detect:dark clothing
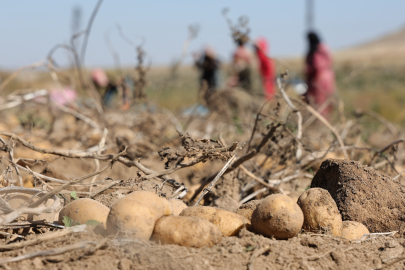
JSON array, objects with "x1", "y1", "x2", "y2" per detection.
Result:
[
  {"x1": 196, "y1": 54, "x2": 220, "y2": 93},
  {"x1": 238, "y1": 67, "x2": 252, "y2": 93}
]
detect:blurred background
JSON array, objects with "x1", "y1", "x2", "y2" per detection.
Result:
[{"x1": 1, "y1": 0, "x2": 405, "y2": 123}]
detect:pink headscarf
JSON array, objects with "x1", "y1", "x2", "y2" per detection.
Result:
[{"x1": 91, "y1": 69, "x2": 109, "y2": 87}]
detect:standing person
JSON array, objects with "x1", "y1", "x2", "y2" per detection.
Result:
[
  {"x1": 195, "y1": 46, "x2": 220, "y2": 102},
  {"x1": 231, "y1": 37, "x2": 252, "y2": 92},
  {"x1": 304, "y1": 32, "x2": 335, "y2": 117},
  {"x1": 254, "y1": 37, "x2": 275, "y2": 100}
]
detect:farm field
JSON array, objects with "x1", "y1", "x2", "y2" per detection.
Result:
[{"x1": 1, "y1": 10, "x2": 405, "y2": 270}]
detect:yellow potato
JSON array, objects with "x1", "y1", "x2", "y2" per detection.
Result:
[
  {"x1": 342, "y1": 221, "x2": 370, "y2": 240},
  {"x1": 152, "y1": 216, "x2": 222, "y2": 247},
  {"x1": 168, "y1": 199, "x2": 187, "y2": 216},
  {"x1": 180, "y1": 206, "x2": 249, "y2": 236},
  {"x1": 251, "y1": 194, "x2": 304, "y2": 239},
  {"x1": 58, "y1": 198, "x2": 110, "y2": 228},
  {"x1": 297, "y1": 188, "x2": 342, "y2": 237},
  {"x1": 106, "y1": 191, "x2": 172, "y2": 240},
  {"x1": 236, "y1": 199, "x2": 261, "y2": 223}
]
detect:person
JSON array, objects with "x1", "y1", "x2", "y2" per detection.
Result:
[
  {"x1": 91, "y1": 68, "x2": 117, "y2": 107},
  {"x1": 254, "y1": 37, "x2": 275, "y2": 100},
  {"x1": 304, "y1": 32, "x2": 335, "y2": 117},
  {"x1": 194, "y1": 46, "x2": 220, "y2": 101},
  {"x1": 231, "y1": 37, "x2": 252, "y2": 92}
]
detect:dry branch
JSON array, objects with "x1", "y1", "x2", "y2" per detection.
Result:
[
  {"x1": 0, "y1": 240, "x2": 104, "y2": 265},
  {"x1": 189, "y1": 123, "x2": 281, "y2": 203},
  {"x1": 0, "y1": 224, "x2": 88, "y2": 251}
]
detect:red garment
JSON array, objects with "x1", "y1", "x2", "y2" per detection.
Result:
[
  {"x1": 255, "y1": 37, "x2": 275, "y2": 99},
  {"x1": 305, "y1": 43, "x2": 335, "y2": 116}
]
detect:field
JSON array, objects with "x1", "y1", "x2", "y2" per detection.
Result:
[{"x1": 1, "y1": 25, "x2": 405, "y2": 270}]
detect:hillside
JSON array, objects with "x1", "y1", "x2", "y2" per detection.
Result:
[{"x1": 334, "y1": 27, "x2": 405, "y2": 65}]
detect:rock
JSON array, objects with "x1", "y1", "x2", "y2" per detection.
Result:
[{"x1": 311, "y1": 159, "x2": 405, "y2": 233}]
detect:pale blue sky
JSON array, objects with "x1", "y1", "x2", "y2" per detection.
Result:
[{"x1": 1, "y1": 1, "x2": 404, "y2": 69}]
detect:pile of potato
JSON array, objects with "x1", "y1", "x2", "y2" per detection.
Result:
[{"x1": 58, "y1": 187, "x2": 370, "y2": 248}]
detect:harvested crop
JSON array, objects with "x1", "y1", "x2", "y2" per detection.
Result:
[
  {"x1": 180, "y1": 206, "x2": 249, "y2": 236},
  {"x1": 58, "y1": 198, "x2": 110, "y2": 227},
  {"x1": 251, "y1": 194, "x2": 303, "y2": 239},
  {"x1": 297, "y1": 188, "x2": 342, "y2": 237},
  {"x1": 152, "y1": 215, "x2": 222, "y2": 247},
  {"x1": 236, "y1": 199, "x2": 261, "y2": 223},
  {"x1": 342, "y1": 221, "x2": 369, "y2": 240},
  {"x1": 106, "y1": 191, "x2": 172, "y2": 240},
  {"x1": 169, "y1": 199, "x2": 187, "y2": 216}
]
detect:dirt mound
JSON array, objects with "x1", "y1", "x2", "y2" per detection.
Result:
[{"x1": 311, "y1": 159, "x2": 405, "y2": 233}]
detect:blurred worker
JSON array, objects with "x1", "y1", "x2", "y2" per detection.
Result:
[
  {"x1": 91, "y1": 68, "x2": 117, "y2": 107},
  {"x1": 231, "y1": 37, "x2": 252, "y2": 92},
  {"x1": 194, "y1": 46, "x2": 220, "y2": 101},
  {"x1": 254, "y1": 37, "x2": 275, "y2": 100},
  {"x1": 304, "y1": 32, "x2": 335, "y2": 117}
]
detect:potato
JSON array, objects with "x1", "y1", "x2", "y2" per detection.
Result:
[
  {"x1": 58, "y1": 198, "x2": 110, "y2": 227},
  {"x1": 106, "y1": 191, "x2": 172, "y2": 240},
  {"x1": 342, "y1": 221, "x2": 369, "y2": 240},
  {"x1": 297, "y1": 188, "x2": 342, "y2": 237},
  {"x1": 169, "y1": 199, "x2": 187, "y2": 216},
  {"x1": 180, "y1": 206, "x2": 249, "y2": 236},
  {"x1": 251, "y1": 194, "x2": 304, "y2": 239},
  {"x1": 236, "y1": 199, "x2": 261, "y2": 223},
  {"x1": 152, "y1": 216, "x2": 222, "y2": 247}
]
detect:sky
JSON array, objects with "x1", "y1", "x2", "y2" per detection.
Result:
[{"x1": 1, "y1": 1, "x2": 405, "y2": 70}]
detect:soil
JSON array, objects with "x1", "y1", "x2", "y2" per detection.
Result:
[
  {"x1": 311, "y1": 159, "x2": 405, "y2": 234},
  {"x1": 2, "y1": 226, "x2": 405, "y2": 270}
]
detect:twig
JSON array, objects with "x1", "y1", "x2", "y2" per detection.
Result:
[
  {"x1": 0, "y1": 196, "x2": 61, "y2": 225},
  {"x1": 89, "y1": 128, "x2": 108, "y2": 194},
  {"x1": 189, "y1": 123, "x2": 281, "y2": 203},
  {"x1": 0, "y1": 240, "x2": 102, "y2": 265},
  {"x1": 240, "y1": 187, "x2": 267, "y2": 205},
  {"x1": 0, "y1": 61, "x2": 45, "y2": 93},
  {"x1": 193, "y1": 155, "x2": 236, "y2": 206},
  {"x1": 0, "y1": 224, "x2": 88, "y2": 251},
  {"x1": 54, "y1": 104, "x2": 101, "y2": 130},
  {"x1": 90, "y1": 180, "x2": 119, "y2": 198},
  {"x1": 28, "y1": 152, "x2": 123, "y2": 208},
  {"x1": 302, "y1": 102, "x2": 349, "y2": 160},
  {"x1": 0, "y1": 231, "x2": 24, "y2": 239},
  {"x1": 370, "y1": 139, "x2": 404, "y2": 164},
  {"x1": 80, "y1": 0, "x2": 103, "y2": 64},
  {"x1": 239, "y1": 164, "x2": 279, "y2": 191},
  {"x1": 393, "y1": 169, "x2": 405, "y2": 181},
  {"x1": 6, "y1": 139, "x2": 23, "y2": 187}
]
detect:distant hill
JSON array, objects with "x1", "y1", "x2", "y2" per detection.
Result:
[{"x1": 334, "y1": 27, "x2": 405, "y2": 65}]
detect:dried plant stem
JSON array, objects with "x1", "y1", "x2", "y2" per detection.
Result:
[
  {"x1": 239, "y1": 164, "x2": 279, "y2": 191},
  {"x1": 0, "y1": 224, "x2": 88, "y2": 251},
  {"x1": 28, "y1": 154, "x2": 122, "y2": 208},
  {"x1": 6, "y1": 139, "x2": 23, "y2": 187},
  {"x1": 194, "y1": 155, "x2": 236, "y2": 206},
  {"x1": 303, "y1": 103, "x2": 349, "y2": 160},
  {"x1": 0, "y1": 197, "x2": 61, "y2": 225},
  {"x1": 276, "y1": 77, "x2": 303, "y2": 160},
  {"x1": 55, "y1": 104, "x2": 101, "y2": 130},
  {"x1": 189, "y1": 123, "x2": 280, "y2": 203},
  {"x1": 90, "y1": 180, "x2": 119, "y2": 198},
  {"x1": 0, "y1": 61, "x2": 45, "y2": 93},
  {"x1": 0, "y1": 240, "x2": 103, "y2": 265},
  {"x1": 89, "y1": 128, "x2": 108, "y2": 193}
]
